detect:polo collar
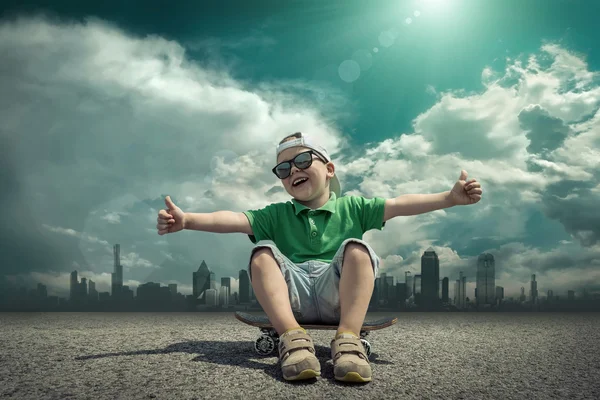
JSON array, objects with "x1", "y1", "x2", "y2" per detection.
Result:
[{"x1": 292, "y1": 191, "x2": 337, "y2": 215}]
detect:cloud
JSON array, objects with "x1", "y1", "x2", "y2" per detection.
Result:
[
  {"x1": 338, "y1": 44, "x2": 600, "y2": 298},
  {"x1": 0, "y1": 15, "x2": 347, "y2": 290},
  {"x1": 0, "y1": 15, "x2": 598, "y2": 302}
]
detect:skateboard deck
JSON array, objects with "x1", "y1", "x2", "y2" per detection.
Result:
[
  {"x1": 235, "y1": 311, "x2": 397, "y2": 331},
  {"x1": 235, "y1": 311, "x2": 397, "y2": 357}
]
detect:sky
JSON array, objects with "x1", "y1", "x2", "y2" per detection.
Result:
[{"x1": 0, "y1": 0, "x2": 599, "y2": 301}]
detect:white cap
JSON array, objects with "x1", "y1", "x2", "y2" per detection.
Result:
[{"x1": 276, "y1": 134, "x2": 341, "y2": 197}]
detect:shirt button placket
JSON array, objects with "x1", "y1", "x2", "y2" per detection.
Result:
[{"x1": 308, "y1": 212, "x2": 318, "y2": 241}]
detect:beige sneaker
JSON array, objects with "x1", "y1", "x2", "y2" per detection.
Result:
[
  {"x1": 331, "y1": 332, "x2": 372, "y2": 382},
  {"x1": 277, "y1": 328, "x2": 321, "y2": 381}
]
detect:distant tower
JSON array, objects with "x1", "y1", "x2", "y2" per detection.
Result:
[
  {"x1": 88, "y1": 280, "x2": 98, "y2": 301},
  {"x1": 421, "y1": 247, "x2": 440, "y2": 309},
  {"x1": 168, "y1": 284, "x2": 177, "y2": 295},
  {"x1": 454, "y1": 271, "x2": 467, "y2": 308},
  {"x1": 405, "y1": 271, "x2": 413, "y2": 298},
  {"x1": 70, "y1": 270, "x2": 78, "y2": 302},
  {"x1": 239, "y1": 270, "x2": 250, "y2": 303},
  {"x1": 476, "y1": 253, "x2": 495, "y2": 307},
  {"x1": 205, "y1": 289, "x2": 218, "y2": 306},
  {"x1": 530, "y1": 274, "x2": 538, "y2": 304},
  {"x1": 112, "y1": 244, "x2": 123, "y2": 299},
  {"x1": 221, "y1": 277, "x2": 231, "y2": 292},
  {"x1": 209, "y1": 272, "x2": 216, "y2": 290},
  {"x1": 221, "y1": 277, "x2": 232, "y2": 304},
  {"x1": 442, "y1": 277, "x2": 449, "y2": 303},
  {"x1": 80, "y1": 277, "x2": 88, "y2": 296},
  {"x1": 193, "y1": 261, "x2": 211, "y2": 303}
]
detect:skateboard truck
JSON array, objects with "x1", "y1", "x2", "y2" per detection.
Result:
[{"x1": 235, "y1": 311, "x2": 396, "y2": 359}]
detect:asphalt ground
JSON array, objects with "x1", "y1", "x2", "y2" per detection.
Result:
[{"x1": 1, "y1": 311, "x2": 598, "y2": 399}]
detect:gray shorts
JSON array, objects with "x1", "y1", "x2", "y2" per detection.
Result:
[{"x1": 247, "y1": 238, "x2": 380, "y2": 325}]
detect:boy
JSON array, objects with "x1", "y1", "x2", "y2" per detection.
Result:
[{"x1": 156, "y1": 132, "x2": 483, "y2": 383}]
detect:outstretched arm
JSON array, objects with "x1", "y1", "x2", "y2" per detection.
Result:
[
  {"x1": 383, "y1": 170, "x2": 482, "y2": 222},
  {"x1": 384, "y1": 192, "x2": 453, "y2": 222}
]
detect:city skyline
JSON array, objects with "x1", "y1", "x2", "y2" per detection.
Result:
[
  {"x1": 1, "y1": 0, "x2": 599, "y2": 308},
  {"x1": 2, "y1": 242, "x2": 598, "y2": 312}
]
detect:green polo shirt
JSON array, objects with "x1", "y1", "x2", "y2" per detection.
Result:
[{"x1": 242, "y1": 192, "x2": 386, "y2": 263}]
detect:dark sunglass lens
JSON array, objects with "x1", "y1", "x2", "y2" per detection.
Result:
[
  {"x1": 294, "y1": 152, "x2": 312, "y2": 168},
  {"x1": 275, "y1": 163, "x2": 291, "y2": 178}
]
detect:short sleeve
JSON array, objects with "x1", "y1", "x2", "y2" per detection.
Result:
[
  {"x1": 353, "y1": 196, "x2": 386, "y2": 232},
  {"x1": 242, "y1": 203, "x2": 278, "y2": 243}
]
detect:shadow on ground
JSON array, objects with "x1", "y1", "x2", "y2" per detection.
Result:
[{"x1": 75, "y1": 340, "x2": 394, "y2": 383}]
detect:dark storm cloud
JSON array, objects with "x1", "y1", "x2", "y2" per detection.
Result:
[
  {"x1": 541, "y1": 180, "x2": 600, "y2": 247},
  {"x1": 519, "y1": 104, "x2": 570, "y2": 156}
]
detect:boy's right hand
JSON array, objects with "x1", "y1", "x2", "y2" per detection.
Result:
[{"x1": 157, "y1": 196, "x2": 186, "y2": 235}]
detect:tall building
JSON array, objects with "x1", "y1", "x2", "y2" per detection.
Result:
[
  {"x1": 70, "y1": 270, "x2": 78, "y2": 302},
  {"x1": 37, "y1": 283, "x2": 47, "y2": 298},
  {"x1": 88, "y1": 280, "x2": 98, "y2": 302},
  {"x1": 442, "y1": 277, "x2": 449, "y2": 303},
  {"x1": 454, "y1": 271, "x2": 466, "y2": 309},
  {"x1": 379, "y1": 273, "x2": 394, "y2": 305},
  {"x1": 495, "y1": 286, "x2": 504, "y2": 305},
  {"x1": 239, "y1": 270, "x2": 250, "y2": 303},
  {"x1": 405, "y1": 271, "x2": 413, "y2": 298},
  {"x1": 219, "y1": 285, "x2": 230, "y2": 306},
  {"x1": 205, "y1": 289, "x2": 218, "y2": 306},
  {"x1": 168, "y1": 284, "x2": 177, "y2": 295},
  {"x1": 80, "y1": 278, "x2": 88, "y2": 296},
  {"x1": 221, "y1": 277, "x2": 231, "y2": 292},
  {"x1": 112, "y1": 244, "x2": 123, "y2": 299},
  {"x1": 530, "y1": 274, "x2": 538, "y2": 304},
  {"x1": 476, "y1": 253, "x2": 496, "y2": 307},
  {"x1": 193, "y1": 261, "x2": 211, "y2": 303},
  {"x1": 385, "y1": 275, "x2": 394, "y2": 305},
  {"x1": 421, "y1": 247, "x2": 440, "y2": 309},
  {"x1": 413, "y1": 274, "x2": 421, "y2": 295}
]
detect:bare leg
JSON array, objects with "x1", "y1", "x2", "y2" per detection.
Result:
[
  {"x1": 250, "y1": 248, "x2": 301, "y2": 336},
  {"x1": 336, "y1": 243, "x2": 375, "y2": 337}
]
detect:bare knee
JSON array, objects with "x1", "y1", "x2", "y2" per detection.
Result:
[
  {"x1": 343, "y1": 242, "x2": 371, "y2": 265},
  {"x1": 250, "y1": 248, "x2": 277, "y2": 275}
]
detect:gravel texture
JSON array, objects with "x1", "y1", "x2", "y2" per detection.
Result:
[{"x1": 1, "y1": 312, "x2": 599, "y2": 399}]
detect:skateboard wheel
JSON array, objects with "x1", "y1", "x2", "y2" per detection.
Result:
[
  {"x1": 254, "y1": 335, "x2": 277, "y2": 355},
  {"x1": 360, "y1": 339, "x2": 371, "y2": 357}
]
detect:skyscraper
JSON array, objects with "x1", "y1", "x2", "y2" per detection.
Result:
[
  {"x1": 193, "y1": 261, "x2": 211, "y2": 303},
  {"x1": 421, "y1": 247, "x2": 440, "y2": 309},
  {"x1": 70, "y1": 270, "x2": 78, "y2": 302},
  {"x1": 476, "y1": 253, "x2": 496, "y2": 307},
  {"x1": 442, "y1": 277, "x2": 449, "y2": 304},
  {"x1": 221, "y1": 277, "x2": 232, "y2": 303},
  {"x1": 405, "y1": 271, "x2": 413, "y2": 298},
  {"x1": 221, "y1": 277, "x2": 231, "y2": 292},
  {"x1": 454, "y1": 271, "x2": 466, "y2": 309},
  {"x1": 112, "y1": 244, "x2": 123, "y2": 299},
  {"x1": 239, "y1": 269, "x2": 250, "y2": 303},
  {"x1": 530, "y1": 274, "x2": 538, "y2": 304}
]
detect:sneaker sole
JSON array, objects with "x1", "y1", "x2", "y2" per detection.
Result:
[
  {"x1": 284, "y1": 369, "x2": 321, "y2": 381},
  {"x1": 335, "y1": 372, "x2": 372, "y2": 383}
]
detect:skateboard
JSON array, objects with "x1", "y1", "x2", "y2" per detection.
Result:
[{"x1": 234, "y1": 311, "x2": 397, "y2": 358}]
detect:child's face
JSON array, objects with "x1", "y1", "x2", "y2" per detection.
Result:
[{"x1": 276, "y1": 146, "x2": 335, "y2": 201}]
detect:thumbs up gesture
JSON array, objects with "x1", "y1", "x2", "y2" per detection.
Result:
[
  {"x1": 157, "y1": 196, "x2": 186, "y2": 235},
  {"x1": 449, "y1": 170, "x2": 483, "y2": 206}
]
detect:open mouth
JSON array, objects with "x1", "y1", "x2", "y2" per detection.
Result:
[{"x1": 292, "y1": 177, "x2": 309, "y2": 187}]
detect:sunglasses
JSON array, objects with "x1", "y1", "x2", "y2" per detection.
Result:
[{"x1": 272, "y1": 150, "x2": 326, "y2": 179}]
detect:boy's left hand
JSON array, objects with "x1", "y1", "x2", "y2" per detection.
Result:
[{"x1": 449, "y1": 170, "x2": 483, "y2": 206}]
